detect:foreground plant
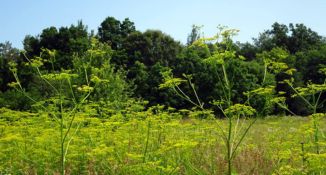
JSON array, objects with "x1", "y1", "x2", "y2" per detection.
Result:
[
  {"x1": 8, "y1": 39, "x2": 121, "y2": 175},
  {"x1": 160, "y1": 26, "x2": 275, "y2": 175},
  {"x1": 257, "y1": 48, "x2": 326, "y2": 173}
]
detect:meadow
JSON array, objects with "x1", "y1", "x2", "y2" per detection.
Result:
[
  {"x1": 1, "y1": 107, "x2": 325, "y2": 175},
  {"x1": 1, "y1": 17, "x2": 326, "y2": 175}
]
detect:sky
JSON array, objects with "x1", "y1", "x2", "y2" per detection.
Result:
[{"x1": 1, "y1": 0, "x2": 326, "y2": 49}]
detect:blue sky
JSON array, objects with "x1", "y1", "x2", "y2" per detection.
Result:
[{"x1": 1, "y1": 0, "x2": 326, "y2": 49}]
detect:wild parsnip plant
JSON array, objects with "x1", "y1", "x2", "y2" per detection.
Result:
[
  {"x1": 7, "y1": 38, "x2": 126, "y2": 175},
  {"x1": 160, "y1": 26, "x2": 278, "y2": 175},
  {"x1": 9, "y1": 49, "x2": 93, "y2": 175},
  {"x1": 256, "y1": 47, "x2": 326, "y2": 174},
  {"x1": 282, "y1": 70, "x2": 326, "y2": 174}
]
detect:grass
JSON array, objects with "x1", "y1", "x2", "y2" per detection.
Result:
[{"x1": 0, "y1": 109, "x2": 325, "y2": 174}]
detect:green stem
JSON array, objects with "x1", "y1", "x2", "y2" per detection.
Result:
[
  {"x1": 314, "y1": 79, "x2": 325, "y2": 112},
  {"x1": 313, "y1": 118, "x2": 320, "y2": 154},
  {"x1": 143, "y1": 120, "x2": 151, "y2": 163},
  {"x1": 60, "y1": 94, "x2": 64, "y2": 175},
  {"x1": 174, "y1": 85, "x2": 203, "y2": 110},
  {"x1": 276, "y1": 102, "x2": 296, "y2": 116},
  {"x1": 222, "y1": 64, "x2": 231, "y2": 107},
  {"x1": 263, "y1": 63, "x2": 267, "y2": 84},
  {"x1": 64, "y1": 122, "x2": 81, "y2": 160},
  {"x1": 187, "y1": 77, "x2": 203, "y2": 109},
  {"x1": 288, "y1": 83, "x2": 314, "y2": 109},
  {"x1": 216, "y1": 67, "x2": 228, "y2": 102},
  {"x1": 231, "y1": 118, "x2": 257, "y2": 160},
  {"x1": 227, "y1": 116, "x2": 232, "y2": 175}
]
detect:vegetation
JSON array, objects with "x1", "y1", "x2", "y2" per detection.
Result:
[
  {"x1": 1, "y1": 110, "x2": 325, "y2": 174},
  {"x1": 0, "y1": 16, "x2": 325, "y2": 174}
]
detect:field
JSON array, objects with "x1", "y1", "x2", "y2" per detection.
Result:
[
  {"x1": 1, "y1": 14, "x2": 326, "y2": 175},
  {"x1": 1, "y1": 108, "x2": 325, "y2": 175}
]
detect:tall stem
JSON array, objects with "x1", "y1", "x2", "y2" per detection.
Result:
[
  {"x1": 227, "y1": 116, "x2": 232, "y2": 175},
  {"x1": 143, "y1": 120, "x2": 151, "y2": 163},
  {"x1": 263, "y1": 64, "x2": 267, "y2": 84},
  {"x1": 222, "y1": 64, "x2": 231, "y2": 107},
  {"x1": 313, "y1": 118, "x2": 320, "y2": 154},
  {"x1": 60, "y1": 94, "x2": 64, "y2": 175}
]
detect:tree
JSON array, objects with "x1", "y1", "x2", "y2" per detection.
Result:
[
  {"x1": 120, "y1": 29, "x2": 182, "y2": 68},
  {"x1": 23, "y1": 35, "x2": 41, "y2": 57},
  {"x1": 288, "y1": 23, "x2": 323, "y2": 53},
  {"x1": 254, "y1": 22, "x2": 323, "y2": 53},
  {"x1": 23, "y1": 21, "x2": 90, "y2": 70},
  {"x1": 236, "y1": 42, "x2": 259, "y2": 61},
  {"x1": 114, "y1": 30, "x2": 183, "y2": 105},
  {"x1": 254, "y1": 22, "x2": 288, "y2": 51},
  {"x1": 0, "y1": 42, "x2": 20, "y2": 91},
  {"x1": 187, "y1": 25, "x2": 203, "y2": 45},
  {"x1": 98, "y1": 16, "x2": 121, "y2": 49},
  {"x1": 294, "y1": 46, "x2": 326, "y2": 84},
  {"x1": 0, "y1": 42, "x2": 36, "y2": 110},
  {"x1": 98, "y1": 17, "x2": 136, "y2": 49},
  {"x1": 121, "y1": 18, "x2": 136, "y2": 38}
]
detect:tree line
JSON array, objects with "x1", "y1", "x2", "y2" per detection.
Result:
[{"x1": 1, "y1": 16, "x2": 325, "y2": 116}]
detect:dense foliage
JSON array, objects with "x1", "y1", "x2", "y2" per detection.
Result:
[{"x1": 1, "y1": 18, "x2": 325, "y2": 115}]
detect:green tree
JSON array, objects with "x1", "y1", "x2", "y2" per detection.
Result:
[
  {"x1": 122, "y1": 30, "x2": 182, "y2": 66},
  {"x1": 23, "y1": 21, "x2": 90, "y2": 70},
  {"x1": 254, "y1": 22, "x2": 323, "y2": 53},
  {"x1": 295, "y1": 46, "x2": 326, "y2": 84},
  {"x1": 288, "y1": 23, "x2": 323, "y2": 53},
  {"x1": 236, "y1": 42, "x2": 259, "y2": 61},
  {"x1": 0, "y1": 42, "x2": 20, "y2": 91},
  {"x1": 115, "y1": 30, "x2": 182, "y2": 105},
  {"x1": 0, "y1": 42, "x2": 36, "y2": 110},
  {"x1": 187, "y1": 25, "x2": 203, "y2": 45},
  {"x1": 121, "y1": 18, "x2": 136, "y2": 38},
  {"x1": 98, "y1": 16, "x2": 136, "y2": 49},
  {"x1": 98, "y1": 16, "x2": 121, "y2": 49},
  {"x1": 254, "y1": 22, "x2": 288, "y2": 51}
]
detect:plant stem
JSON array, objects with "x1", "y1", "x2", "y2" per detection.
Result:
[
  {"x1": 227, "y1": 116, "x2": 232, "y2": 175},
  {"x1": 313, "y1": 118, "x2": 320, "y2": 154},
  {"x1": 143, "y1": 120, "x2": 151, "y2": 163},
  {"x1": 59, "y1": 82, "x2": 65, "y2": 175},
  {"x1": 222, "y1": 64, "x2": 231, "y2": 107}
]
